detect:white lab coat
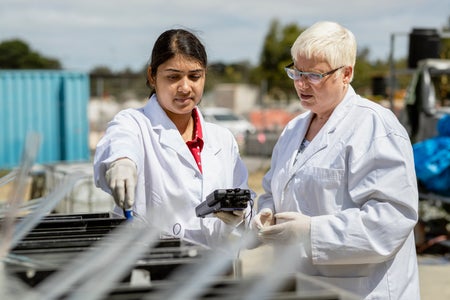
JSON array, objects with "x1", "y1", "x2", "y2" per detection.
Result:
[
  {"x1": 94, "y1": 95, "x2": 252, "y2": 247},
  {"x1": 258, "y1": 86, "x2": 420, "y2": 299}
]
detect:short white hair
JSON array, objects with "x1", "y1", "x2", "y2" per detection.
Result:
[{"x1": 291, "y1": 21, "x2": 357, "y2": 80}]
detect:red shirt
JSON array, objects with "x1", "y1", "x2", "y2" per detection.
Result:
[{"x1": 186, "y1": 108, "x2": 204, "y2": 173}]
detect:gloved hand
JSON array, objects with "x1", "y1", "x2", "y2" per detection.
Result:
[
  {"x1": 105, "y1": 158, "x2": 137, "y2": 209},
  {"x1": 258, "y1": 212, "x2": 311, "y2": 244},
  {"x1": 214, "y1": 210, "x2": 245, "y2": 226},
  {"x1": 251, "y1": 208, "x2": 275, "y2": 231},
  {"x1": 245, "y1": 208, "x2": 275, "y2": 249}
]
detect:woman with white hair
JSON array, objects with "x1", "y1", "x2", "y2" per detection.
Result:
[{"x1": 251, "y1": 21, "x2": 420, "y2": 299}]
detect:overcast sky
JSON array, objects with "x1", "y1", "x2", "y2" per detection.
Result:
[{"x1": 0, "y1": 0, "x2": 448, "y2": 72}]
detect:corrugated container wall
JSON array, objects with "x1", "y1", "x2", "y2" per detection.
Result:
[{"x1": 0, "y1": 71, "x2": 90, "y2": 169}]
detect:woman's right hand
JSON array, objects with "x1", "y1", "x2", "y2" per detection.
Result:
[{"x1": 105, "y1": 158, "x2": 137, "y2": 209}]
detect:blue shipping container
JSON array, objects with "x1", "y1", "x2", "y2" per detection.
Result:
[{"x1": 0, "y1": 70, "x2": 90, "y2": 169}]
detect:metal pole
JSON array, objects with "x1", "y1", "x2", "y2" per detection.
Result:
[
  {"x1": 388, "y1": 33, "x2": 395, "y2": 111},
  {"x1": 388, "y1": 32, "x2": 409, "y2": 112}
]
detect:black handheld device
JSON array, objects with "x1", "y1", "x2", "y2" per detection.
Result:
[{"x1": 195, "y1": 188, "x2": 251, "y2": 218}]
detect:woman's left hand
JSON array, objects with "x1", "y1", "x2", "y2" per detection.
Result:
[{"x1": 214, "y1": 210, "x2": 244, "y2": 226}]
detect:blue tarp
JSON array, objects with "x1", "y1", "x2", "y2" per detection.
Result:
[{"x1": 413, "y1": 115, "x2": 450, "y2": 196}]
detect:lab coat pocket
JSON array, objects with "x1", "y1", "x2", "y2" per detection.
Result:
[
  {"x1": 312, "y1": 275, "x2": 368, "y2": 298},
  {"x1": 301, "y1": 167, "x2": 346, "y2": 211},
  {"x1": 302, "y1": 166, "x2": 344, "y2": 189},
  {"x1": 147, "y1": 191, "x2": 187, "y2": 238}
]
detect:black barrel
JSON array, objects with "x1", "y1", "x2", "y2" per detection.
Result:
[
  {"x1": 372, "y1": 76, "x2": 387, "y2": 97},
  {"x1": 408, "y1": 28, "x2": 441, "y2": 68}
]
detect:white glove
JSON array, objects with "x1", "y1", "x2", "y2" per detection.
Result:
[
  {"x1": 245, "y1": 208, "x2": 275, "y2": 249},
  {"x1": 214, "y1": 210, "x2": 244, "y2": 226},
  {"x1": 105, "y1": 158, "x2": 137, "y2": 209},
  {"x1": 251, "y1": 208, "x2": 275, "y2": 231},
  {"x1": 258, "y1": 212, "x2": 311, "y2": 244}
]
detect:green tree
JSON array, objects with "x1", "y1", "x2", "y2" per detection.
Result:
[
  {"x1": 0, "y1": 39, "x2": 61, "y2": 69},
  {"x1": 90, "y1": 65, "x2": 113, "y2": 75},
  {"x1": 207, "y1": 60, "x2": 253, "y2": 89},
  {"x1": 255, "y1": 19, "x2": 304, "y2": 100}
]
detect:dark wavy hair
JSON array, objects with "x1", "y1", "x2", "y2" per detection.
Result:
[{"x1": 146, "y1": 29, "x2": 207, "y2": 96}]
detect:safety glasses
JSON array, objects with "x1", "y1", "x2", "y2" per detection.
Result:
[{"x1": 284, "y1": 63, "x2": 344, "y2": 84}]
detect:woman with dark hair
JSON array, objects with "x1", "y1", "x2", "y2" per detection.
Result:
[{"x1": 94, "y1": 29, "x2": 253, "y2": 247}]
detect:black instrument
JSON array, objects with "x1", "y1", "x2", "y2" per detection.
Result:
[{"x1": 196, "y1": 188, "x2": 251, "y2": 218}]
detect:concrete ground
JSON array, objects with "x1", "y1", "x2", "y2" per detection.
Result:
[{"x1": 417, "y1": 255, "x2": 450, "y2": 299}]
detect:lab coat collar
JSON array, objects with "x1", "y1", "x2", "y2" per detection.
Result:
[
  {"x1": 325, "y1": 86, "x2": 357, "y2": 132},
  {"x1": 290, "y1": 86, "x2": 356, "y2": 172},
  {"x1": 289, "y1": 114, "x2": 326, "y2": 174},
  {"x1": 143, "y1": 96, "x2": 203, "y2": 173},
  {"x1": 196, "y1": 108, "x2": 221, "y2": 155}
]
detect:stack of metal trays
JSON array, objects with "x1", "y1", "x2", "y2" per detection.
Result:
[
  {"x1": 3, "y1": 213, "x2": 349, "y2": 299},
  {"x1": 5, "y1": 213, "x2": 209, "y2": 287},
  {"x1": 102, "y1": 274, "x2": 342, "y2": 300}
]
